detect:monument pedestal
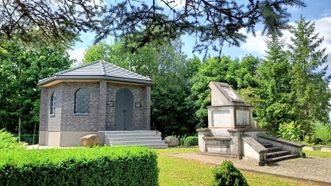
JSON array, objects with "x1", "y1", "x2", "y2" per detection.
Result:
[{"x1": 197, "y1": 82, "x2": 304, "y2": 165}]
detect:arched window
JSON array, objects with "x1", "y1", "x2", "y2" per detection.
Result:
[
  {"x1": 50, "y1": 92, "x2": 56, "y2": 115},
  {"x1": 74, "y1": 88, "x2": 90, "y2": 114}
]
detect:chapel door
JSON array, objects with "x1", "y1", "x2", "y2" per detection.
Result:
[{"x1": 115, "y1": 88, "x2": 134, "y2": 130}]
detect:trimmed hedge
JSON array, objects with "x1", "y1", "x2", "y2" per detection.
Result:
[
  {"x1": 0, "y1": 146, "x2": 158, "y2": 186},
  {"x1": 183, "y1": 136, "x2": 198, "y2": 146}
]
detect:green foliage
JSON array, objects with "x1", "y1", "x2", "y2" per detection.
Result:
[
  {"x1": 0, "y1": 40, "x2": 72, "y2": 135},
  {"x1": 211, "y1": 160, "x2": 248, "y2": 186},
  {"x1": 313, "y1": 121, "x2": 331, "y2": 145},
  {"x1": 183, "y1": 136, "x2": 198, "y2": 146},
  {"x1": 278, "y1": 121, "x2": 302, "y2": 141},
  {"x1": 250, "y1": 17, "x2": 330, "y2": 139},
  {"x1": 252, "y1": 36, "x2": 293, "y2": 135},
  {"x1": 288, "y1": 17, "x2": 331, "y2": 136},
  {"x1": 0, "y1": 130, "x2": 24, "y2": 150},
  {"x1": 0, "y1": 147, "x2": 158, "y2": 186},
  {"x1": 189, "y1": 55, "x2": 260, "y2": 127}
]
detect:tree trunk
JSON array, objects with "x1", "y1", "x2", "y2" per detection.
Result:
[
  {"x1": 32, "y1": 122, "x2": 37, "y2": 144},
  {"x1": 18, "y1": 116, "x2": 21, "y2": 142}
]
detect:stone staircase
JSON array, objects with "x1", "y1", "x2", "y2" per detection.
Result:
[
  {"x1": 260, "y1": 142, "x2": 299, "y2": 163},
  {"x1": 101, "y1": 130, "x2": 168, "y2": 148}
]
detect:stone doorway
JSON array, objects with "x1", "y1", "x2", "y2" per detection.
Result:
[{"x1": 115, "y1": 88, "x2": 134, "y2": 130}]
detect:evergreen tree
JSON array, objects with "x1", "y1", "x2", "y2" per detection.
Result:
[
  {"x1": 288, "y1": 17, "x2": 331, "y2": 137},
  {"x1": 252, "y1": 36, "x2": 293, "y2": 135}
]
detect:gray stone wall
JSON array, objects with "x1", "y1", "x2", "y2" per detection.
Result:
[
  {"x1": 39, "y1": 80, "x2": 151, "y2": 147},
  {"x1": 47, "y1": 85, "x2": 63, "y2": 131},
  {"x1": 39, "y1": 87, "x2": 48, "y2": 131},
  {"x1": 106, "y1": 83, "x2": 150, "y2": 130},
  {"x1": 61, "y1": 82, "x2": 102, "y2": 131}
]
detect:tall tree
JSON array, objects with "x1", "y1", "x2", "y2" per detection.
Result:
[
  {"x1": 0, "y1": 41, "x2": 72, "y2": 140},
  {"x1": 288, "y1": 17, "x2": 331, "y2": 137},
  {"x1": 251, "y1": 36, "x2": 293, "y2": 135}
]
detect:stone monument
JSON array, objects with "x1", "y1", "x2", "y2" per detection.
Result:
[{"x1": 197, "y1": 81, "x2": 304, "y2": 165}]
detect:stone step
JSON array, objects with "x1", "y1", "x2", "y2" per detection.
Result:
[
  {"x1": 261, "y1": 142, "x2": 273, "y2": 148},
  {"x1": 266, "y1": 146, "x2": 282, "y2": 152},
  {"x1": 266, "y1": 150, "x2": 290, "y2": 158},
  {"x1": 265, "y1": 154, "x2": 299, "y2": 163},
  {"x1": 101, "y1": 130, "x2": 160, "y2": 134},
  {"x1": 105, "y1": 133, "x2": 162, "y2": 138},
  {"x1": 107, "y1": 143, "x2": 168, "y2": 148},
  {"x1": 106, "y1": 136, "x2": 162, "y2": 141},
  {"x1": 107, "y1": 139, "x2": 164, "y2": 144},
  {"x1": 108, "y1": 142, "x2": 168, "y2": 148}
]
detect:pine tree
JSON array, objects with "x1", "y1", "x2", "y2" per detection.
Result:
[
  {"x1": 288, "y1": 17, "x2": 331, "y2": 137},
  {"x1": 253, "y1": 36, "x2": 293, "y2": 135}
]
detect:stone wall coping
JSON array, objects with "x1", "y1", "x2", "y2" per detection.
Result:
[
  {"x1": 203, "y1": 136, "x2": 231, "y2": 141},
  {"x1": 257, "y1": 134, "x2": 305, "y2": 148},
  {"x1": 242, "y1": 135, "x2": 268, "y2": 153},
  {"x1": 196, "y1": 128, "x2": 210, "y2": 132}
]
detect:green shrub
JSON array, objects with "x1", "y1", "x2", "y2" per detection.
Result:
[
  {"x1": 278, "y1": 121, "x2": 302, "y2": 141},
  {"x1": 313, "y1": 121, "x2": 331, "y2": 145},
  {"x1": 183, "y1": 136, "x2": 198, "y2": 146},
  {"x1": 20, "y1": 134, "x2": 39, "y2": 144},
  {"x1": 0, "y1": 146, "x2": 158, "y2": 186},
  {"x1": 0, "y1": 130, "x2": 24, "y2": 150},
  {"x1": 211, "y1": 160, "x2": 248, "y2": 186}
]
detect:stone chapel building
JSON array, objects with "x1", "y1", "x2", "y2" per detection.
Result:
[{"x1": 38, "y1": 61, "x2": 166, "y2": 147}]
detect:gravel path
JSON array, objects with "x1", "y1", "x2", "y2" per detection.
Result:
[{"x1": 166, "y1": 153, "x2": 331, "y2": 184}]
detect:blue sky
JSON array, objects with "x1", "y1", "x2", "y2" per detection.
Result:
[{"x1": 69, "y1": 0, "x2": 331, "y2": 70}]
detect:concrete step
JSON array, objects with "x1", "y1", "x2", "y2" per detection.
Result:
[
  {"x1": 261, "y1": 142, "x2": 273, "y2": 148},
  {"x1": 101, "y1": 130, "x2": 167, "y2": 148},
  {"x1": 266, "y1": 150, "x2": 290, "y2": 158},
  {"x1": 266, "y1": 146, "x2": 282, "y2": 152},
  {"x1": 108, "y1": 139, "x2": 165, "y2": 144},
  {"x1": 107, "y1": 143, "x2": 168, "y2": 148},
  {"x1": 108, "y1": 142, "x2": 168, "y2": 148},
  {"x1": 106, "y1": 136, "x2": 162, "y2": 141},
  {"x1": 101, "y1": 130, "x2": 160, "y2": 135},
  {"x1": 265, "y1": 154, "x2": 299, "y2": 163}
]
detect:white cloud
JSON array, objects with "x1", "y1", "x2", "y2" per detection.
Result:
[
  {"x1": 240, "y1": 30, "x2": 267, "y2": 56},
  {"x1": 240, "y1": 16, "x2": 331, "y2": 64},
  {"x1": 67, "y1": 48, "x2": 86, "y2": 66}
]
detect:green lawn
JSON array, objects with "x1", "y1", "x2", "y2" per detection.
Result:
[
  {"x1": 304, "y1": 150, "x2": 331, "y2": 158},
  {"x1": 156, "y1": 147, "x2": 328, "y2": 186}
]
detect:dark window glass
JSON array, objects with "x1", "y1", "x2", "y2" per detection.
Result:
[
  {"x1": 74, "y1": 88, "x2": 90, "y2": 114},
  {"x1": 50, "y1": 92, "x2": 56, "y2": 115}
]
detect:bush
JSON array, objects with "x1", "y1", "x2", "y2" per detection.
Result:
[
  {"x1": 211, "y1": 160, "x2": 248, "y2": 186},
  {"x1": 278, "y1": 121, "x2": 302, "y2": 141},
  {"x1": 0, "y1": 146, "x2": 158, "y2": 186},
  {"x1": 20, "y1": 134, "x2": 39, "y2": 144},
  {"x1": 183, "y1": 136, "x2": 198, "y2": 146},
  {"x1": 313, "y1": 121, "x2": 331, "y2": 145},
  {"x1": 0, "y1": 130, "x2": 24, "y2": 150}
]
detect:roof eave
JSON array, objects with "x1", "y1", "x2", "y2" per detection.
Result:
[{"x1": 38, "y1": 75, "x2": 153, "y2": 87}]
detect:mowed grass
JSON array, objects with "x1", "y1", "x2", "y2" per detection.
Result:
[
  {"x1": 304, "y1": 150, "x2": 331, "y2": 158},
  {"x1": 156, "y1": 147, "x2": 327, "y2": 186}
]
